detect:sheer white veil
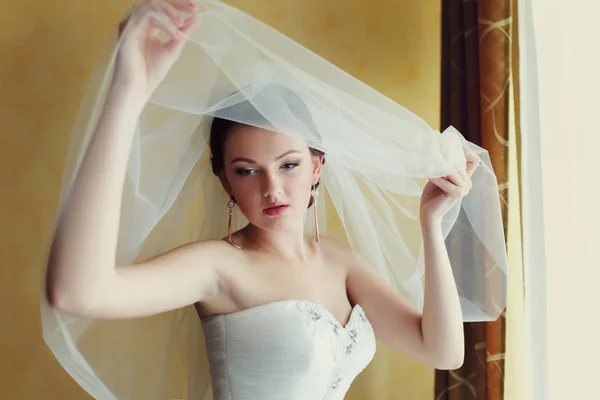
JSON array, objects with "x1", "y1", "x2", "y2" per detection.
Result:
[{"x1": 42, "y1": 1, "x2": 508, "y2": 398}]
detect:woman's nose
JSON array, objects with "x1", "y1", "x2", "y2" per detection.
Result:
[{"x1": 261, "y1": 172, "x2": 283, "y2": 197}]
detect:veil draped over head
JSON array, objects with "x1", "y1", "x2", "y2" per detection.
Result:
[{"x1": 42, "y1": 1, "x2": 508, "y2": 399}]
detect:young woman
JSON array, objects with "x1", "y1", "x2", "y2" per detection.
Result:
[{"x1": 44, "y1": 1, "x2": 505, "y2": 399}]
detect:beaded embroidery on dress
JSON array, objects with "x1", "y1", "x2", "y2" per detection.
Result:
[{"x1": 201, "y1": 300, "x2": 376, "y2": 400}]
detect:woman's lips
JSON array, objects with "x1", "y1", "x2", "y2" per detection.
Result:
[{"x1": 263, "y1": 205, "x2": 289, "y2": 216}]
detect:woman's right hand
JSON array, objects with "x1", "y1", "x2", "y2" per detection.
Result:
[{"x1": 114, "y1": 0, "x2": 201, "y2": 105}]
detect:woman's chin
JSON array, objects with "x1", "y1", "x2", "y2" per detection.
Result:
[{"x1": 251, "y1": 212, "x2": 303, "y2": 232}]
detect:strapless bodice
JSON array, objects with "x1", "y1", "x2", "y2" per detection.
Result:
[{"x1": 201, "y1": 300, "x2": 376, "y2": 400}]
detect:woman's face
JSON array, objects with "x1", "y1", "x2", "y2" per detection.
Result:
[{"x1": 220, "y1": 125, "x2": 322, "y2": 232}]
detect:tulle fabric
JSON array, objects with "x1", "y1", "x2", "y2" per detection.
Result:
[{"x1": 42, "y1": 1, "x2": 508, "y2": 398}]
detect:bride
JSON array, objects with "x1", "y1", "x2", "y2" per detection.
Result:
[{"x1": 43, "y1": 1, "x2": 506, "y2": 399}]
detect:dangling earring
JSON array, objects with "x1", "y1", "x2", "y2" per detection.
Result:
[
  {"x1": 311, "y1": 185, "x2": 320, "y2": 243},
  {"x1": 227, "y1": 198, "x2": 242, "y2": 249}
]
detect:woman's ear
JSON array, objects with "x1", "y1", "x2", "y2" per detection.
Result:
[
  {"x1": 218, "y1": 171, "x2": 233, "y2": 197},
  {"x1": 312, "y1": 155, "x2": 324, "y2": 185}
]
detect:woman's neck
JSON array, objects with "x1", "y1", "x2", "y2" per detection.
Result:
[{"x1": 242, "y1": 224, "x2": 315, "y2": 263}]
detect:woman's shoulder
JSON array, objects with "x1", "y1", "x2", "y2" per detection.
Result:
[
  {"x1": 319, "y1": 235, "x2": 353, "y2": 254},
  {"x1": 319, "y1": 236, "x2": 370, "y2": 270},
  {"x1": 171, "y1": 238, "x2": 247, "y2": 274},
  {"x1": 178, "y1": 238, "x2": 241, "y2": 254},
  {"x1": 318, "y1": 236, "x2": 359, "y2": 268}
]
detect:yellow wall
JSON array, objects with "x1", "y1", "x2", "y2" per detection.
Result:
[{"x1": 0, "y1": 0, "x2": 441, "y2": 398}]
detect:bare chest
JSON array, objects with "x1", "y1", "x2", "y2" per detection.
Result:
[{"x1": 198, "y1": 256, "x2": 352, "y2": 325}]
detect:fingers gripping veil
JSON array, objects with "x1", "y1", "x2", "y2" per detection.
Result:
[{"x1": 42, "y1": 1, "x2": 508, "y2": 398}]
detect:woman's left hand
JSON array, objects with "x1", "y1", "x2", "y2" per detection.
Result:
[{"x1": 419, "y1": 146, "x2": 481, "y2": 225}]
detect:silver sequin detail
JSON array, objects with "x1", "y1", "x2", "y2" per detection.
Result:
[
  {"x1": 349, "y1": 329, "x2": 358, "y2": 343},
  {"x1": 309, "y1": 309, "x2": 322, "y2": 321},
  {"x1": 358, "y1": 308, "x2": 367, "y2": 322},
  {"x1": 345, "y1": 343, "x2": 354, "y2": 355},
  {"x1": 332, "y1": 323, "x2": 340, "y2": 336},
  {"x1": 330, "y1": 377, "x2": 341, "y2": 390}
]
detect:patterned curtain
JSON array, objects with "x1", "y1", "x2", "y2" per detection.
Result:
[{"x1": 434, "y1": 0, "x2": 513, "y2": 399}]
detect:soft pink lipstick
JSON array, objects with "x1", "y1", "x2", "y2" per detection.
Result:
[{"x1": 263, "y1": 202, "x2": 289, "y2": 216}]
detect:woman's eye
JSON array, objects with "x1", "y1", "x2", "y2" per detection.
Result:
[
  {"x1": 281, "y1": 162, "x2": 300, "y2": 170},
  {"x1": 235, "y1": 168, "x2": 255, "y2": 176}
]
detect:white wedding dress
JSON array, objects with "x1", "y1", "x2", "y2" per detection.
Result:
[{"x1": 201, "y1": 300, "x2": 377, "y2": 400}]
